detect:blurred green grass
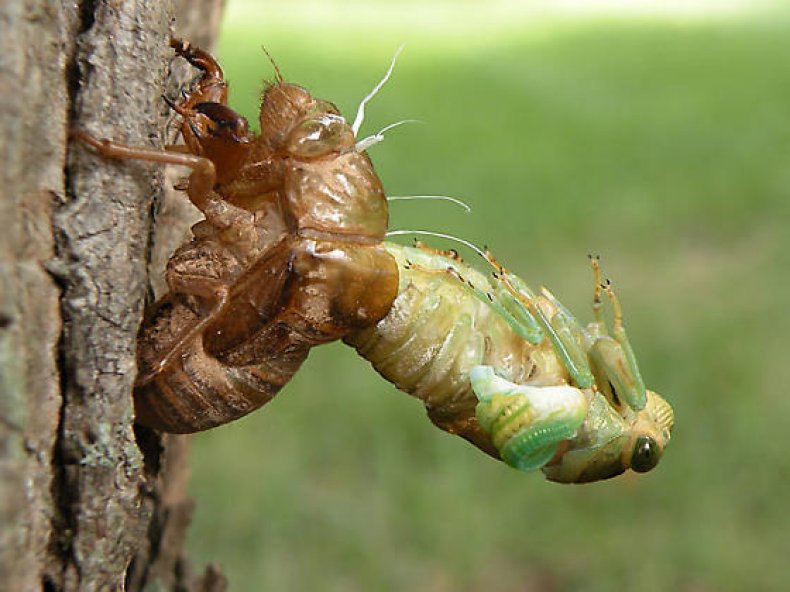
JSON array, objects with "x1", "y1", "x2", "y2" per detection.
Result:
[{"x1": 185, "y1": 4, "x2": 790, "y2": 591}]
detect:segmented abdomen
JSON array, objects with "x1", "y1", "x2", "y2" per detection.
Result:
[
  {"x1": 345, "y1": 242, "x2": 569, "y2": 454},
  {"x1": 134, "y1": 294, "x2": 312, "y2": 432}
]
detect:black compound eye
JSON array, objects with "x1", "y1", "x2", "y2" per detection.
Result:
[{"x1": 631, "y1": 435, "x2": 661, "y2": 473}]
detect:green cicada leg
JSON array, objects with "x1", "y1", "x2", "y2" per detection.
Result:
[
  {"x1": 587, "y1": 255, "x2": 608, "y2": 340},
  {"x1": 444, "y1": 266, "x2": 544, "y2": 345},
  {"x1": 401, "y1": 244, "x2": 544, "y2": 344},
  {"x1": 470, "y1": 366, "x2": 587, "y2": 472},
  {"x1": 587, "y1": 257, "x2": 647, "y2": 411},
  {"x1": 483, "y1": 252, "x2": 594, "y2": 389},
  {"x1": 537, "y1": 286, "x2": 596, "y2": 388}
]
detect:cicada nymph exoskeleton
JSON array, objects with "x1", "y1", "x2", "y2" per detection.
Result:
[
  {"x1": 345, "y1": 238, "x2": 674, "y2": 483},
  {"x1": 73, "y1": 39, "x2": 398, "y2": 432}
]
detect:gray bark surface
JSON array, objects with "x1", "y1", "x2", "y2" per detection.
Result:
[{"x1": 0, "y1": 1, "x2": 225, "y2": 590}]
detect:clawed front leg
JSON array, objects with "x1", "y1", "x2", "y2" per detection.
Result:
[
  {"x1": 170, "y1": 37, "x2": 228, "y2": 105},
  {"x1": 70, "y1": 130, "x2": 252, "y2": 231},
  {"x1": 167, "y1": 38, "x2": 253, "y2": 182}
]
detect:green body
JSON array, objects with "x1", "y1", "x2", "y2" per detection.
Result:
[{"x1": 346, "y1": 242, "x2": 673, "y2": 483}]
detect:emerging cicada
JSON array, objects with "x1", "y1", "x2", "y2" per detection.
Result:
[
  {"x1": 346, "y1": 241, "x2": 674, "y2": 483},
  {"x1": 72, "y1": 39, "x2": 673, "y2": 483}
]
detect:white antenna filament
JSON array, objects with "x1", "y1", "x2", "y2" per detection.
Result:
[
  {"x1": 355, "y1": 119, "x2": 420, "y2": 152},
  {"x1": 387, "y1": 195, "x2": 472, "y2": 214},
  {"x1": 352, "y1": 45, "x2": 405, "y2": 136}
]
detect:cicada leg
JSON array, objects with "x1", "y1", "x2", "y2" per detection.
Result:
[
  {"x1": 481, "y1": 252, "x2": 594, "y2": 389},
  {"x1": 586, "y1": 257, "x2": 647, "y2": 412},
  {"x1": 136, "y1": 286, "x2": 230, "y2": 386},
  {"x1": 69, "y1": 130, "x2": 253, "y2": 233},
  {"x1": 602, "y1": 281, "x2": 646, "y2": 405},
  {"x1": 589, "y1": 255, "x2": 606, "y2": 329},
  {"x1": 138, "y1": 237, "x2": 295, "y2": 385},
  {"x1": 134, "y1": 241, "x2": 241, "y2": 385},
  {"x1": 170, "y1": 37, "x2": 228, "y2": 106},
  {"x1": 166, "y1": 38, "x2": 254, "y2": 184},
  {"x1": 470, "y1": 366, "x2": 587, "y2": 471},
  {"x1": 446, "y1": 265, "x2": 545, "y2": 344},
  {"x1": 402, "y1": 249, "x2": 544, "y2": 345}
]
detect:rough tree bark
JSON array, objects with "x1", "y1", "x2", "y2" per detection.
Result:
[{"x1": 0, "y1": 1, "x2": 226, "y2": 590}]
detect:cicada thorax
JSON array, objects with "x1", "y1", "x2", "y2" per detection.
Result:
[
  {"x1": 190, "y1": 80, "x2": 398, "y2": 358},
  {"x1": 257, "y1": 81, "x2": 390, "y2": 242},
  {"x1": 128, "y1": 47, "x2": 398, "y2": 433}
]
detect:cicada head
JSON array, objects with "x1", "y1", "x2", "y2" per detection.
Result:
[
  {"x1": 541, "y1": 388, "x2": 674, "y2": 483},
  {"x1": 259, "y1": 82, "x2": 356, "y2": 156},
  {"x1": 538, "y1": 257, "x2": 674, "y2": 482},
  {"x1": 471, "y1": 366, "x2": 673, "y2": 483}
]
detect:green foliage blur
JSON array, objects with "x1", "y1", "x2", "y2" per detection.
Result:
[{"x1": 186, "y1": 2, "x2": 790, "y2": 590}]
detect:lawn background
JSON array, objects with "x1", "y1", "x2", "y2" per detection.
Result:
[{"x1": 186, "y1": 2, "x2": 790, "y2": 590}]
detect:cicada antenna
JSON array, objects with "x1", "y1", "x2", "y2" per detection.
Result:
[
  {"x1": 355, "y1": 118, "x2": 421, "y2": 152},
  {"x1": 352, "y1": 44, "x2": 404, "y2": 136},
  {"x1": 261, "y1": 45, "x2": 284, "y2": 82},
  {"x1": 386, "y1": 194, "x2": 472, "y2": 214}
]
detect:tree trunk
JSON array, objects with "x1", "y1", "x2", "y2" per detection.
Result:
[{"x1": 0, "y1": 1, "x2": 226, "y2": 590}]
